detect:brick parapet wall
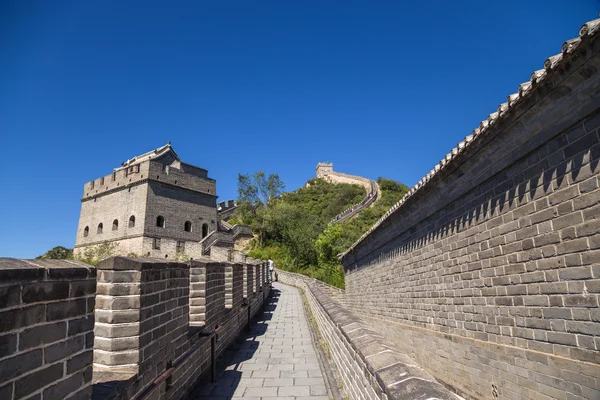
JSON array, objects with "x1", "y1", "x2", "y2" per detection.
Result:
[
  {"x1": 0, "y1": 255, "x2": 271, "y2": 400},
  {"x1": 225, "y1": 263, "x2": 244, "y2": 311},
  {"x1": 0, "y1": 258, "x2": 96, "y2": 400},
  {"x1": 340, "y1": 33, "x2": 600, "y2": 399},
  {"x1": 189, "y1": 259, "x2": 224, "y2": 333},
  {"x1": 243, "y1": 263, "x2": 255, "y2": 302},
  {"x1": 276, "y1": 269, "x2": 457, "y2": 400},
  {"x1": 92, "y1": 256, "x2": 270, "y2": 400}
]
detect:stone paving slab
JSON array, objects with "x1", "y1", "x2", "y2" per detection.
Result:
[{"x1": 187, "y1": 283, "x2": 328, "y2": 400}]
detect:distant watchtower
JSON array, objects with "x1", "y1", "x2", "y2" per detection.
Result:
[{"x1": 316, "y1": 162, "x2": 333, "y2": 178}]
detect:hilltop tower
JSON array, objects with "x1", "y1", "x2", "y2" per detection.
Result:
[
  {"x1": 74, "y1": 143, "x2": 219, "y2": 259},
  {"x1": 316, "y1": 162, "x2": 333, "y2": 178}
]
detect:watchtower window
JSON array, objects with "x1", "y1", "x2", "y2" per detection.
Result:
[
  {"x1": 129, "y1": 215, "x2": 135, "y2": 228},
  {"x1": 97, "y1": 223, "x2": 103, "y2": 234},
  {"x1": 112, "y1": 219, "x2": 118, "y2": 230},
  {"x1": 184, "y1": 221, "x2": 192, "y2": 232},
  {"x1": 176, "y1": 241, "x2": 185, "y2": 252},
  {"x1": 153, "y1": 238, "x2": 161, "y2": 250},
  {"x1": 126, "y1": 165, "x2": 140, "y2": 176},
  {"x1": 156, "y1": 215, "x2": 165, "y2": 228},
  {"x1": 202, "y1": 223, "x2": 209, "y2": 238},
  {"x1": 83, "y1": 226, "x2": 89, "y2": 237}
]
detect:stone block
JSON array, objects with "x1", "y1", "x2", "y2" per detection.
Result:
[
  {"x1": 93, "y1": 348, "x2": 139, "y2": 365},
  {"x1": 42, "y1": 371, "x2": 84, "y2": 400},
  {"x1": 0, "y1": 349, "x2": 42, "y2": 382},
  {"x1": 67, "y1": 350, "x2": 93, "y2": 374},
  {"x1": 46, "y1": 299, "x2": 87, "y2": 321},
  {"x1": 21, "y1": 281, "x2": 70, "y2": 304},
  {"x1": 0, "y1": 333, "x2": 17, "y2": 359},
  {"x1": 44, "y1": 335, "x2": 85, "y2": 364},
  {"x1": 14, "y1": 362, "x2": 64, "y2": 399},
  {"x1": 18, "y1": 322, "x2": 67, "y2": 351},
  {"x1": 0, "y1": 304, "x2": 45, "y2": 333}
]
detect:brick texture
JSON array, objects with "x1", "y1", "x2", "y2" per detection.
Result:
[
  {"x1": 277, "y1": 270, "x2": 456, "y2": 400},
  {"x1": 92, "y1": 256, "x2": 270, "y2": 400},
  {"x1": 0, "y1": 258, "x2": 95, "y2": 400},
  {"x1": 340, "y1": 37, "x2": 600, "y2": 400}
]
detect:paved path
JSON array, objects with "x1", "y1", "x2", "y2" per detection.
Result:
[{"x1": 188, "y1": 282, "x2": 329, "y2": 400}]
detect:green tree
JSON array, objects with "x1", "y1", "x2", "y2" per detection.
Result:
[
  {"x1": 315, "y1": 223, "x2": 345, "y2": 266},
  {"x1": 237, "y1": 171, "x2": 285, "y2": 246}
]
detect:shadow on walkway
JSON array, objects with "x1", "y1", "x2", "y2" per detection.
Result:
[{"x1": 186, "y1": 288, "x2": 281, "y2": 399}]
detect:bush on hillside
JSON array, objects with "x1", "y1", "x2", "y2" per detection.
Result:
[{"x1": 237, "y1": 176, "x2": 408, "y2": 288}]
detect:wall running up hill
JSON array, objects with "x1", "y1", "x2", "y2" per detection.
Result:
[{"x1": 340, "y1": 23, "x2": 600, "y2": 400}]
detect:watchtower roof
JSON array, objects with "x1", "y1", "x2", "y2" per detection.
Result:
[{"x1": 116, "y1": 142, "x2": 179, "y2": 171}]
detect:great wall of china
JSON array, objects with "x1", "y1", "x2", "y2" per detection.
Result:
[
  {"x1": 1, "y1": 17, "x2": 600, "y2": 400},
  {"x1": 315, "y1": 162, "x2": 381, "y2": 224}
]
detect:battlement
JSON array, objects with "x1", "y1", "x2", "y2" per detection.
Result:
[
  {"x1": 315, "y1": 162, "x2": 333, "y2": 177},
  {"x1": 0, "y1": 256, "x2": 271, "y2": 400},
  {"x1": 82, "y1": 157, "x2": 216, "y2": 201},
  {"x1": 217, "y1": 200, "x2": 237, "y2": 211}
]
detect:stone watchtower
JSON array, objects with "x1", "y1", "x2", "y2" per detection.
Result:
[
  {"x1": 316, "y1": 162, "x2": 333, "y2": 178},
  {"x1": 74, "y1": 143, "x2": 218, "y2": 259}
]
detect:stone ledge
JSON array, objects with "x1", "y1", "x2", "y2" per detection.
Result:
[
  {"x1": 0, "y1": 258, "x2": 96, "y2": 281},
  {"x1": 97, "y1": 257, "x2": 184, "y2": 271},
  {"x1": 305, "y1": 280, "x2": 459, "y2": 400}
]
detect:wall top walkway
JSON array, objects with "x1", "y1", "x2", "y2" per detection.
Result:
[
  {"x1": 187, "y1": 282, "x2": 329, "y2": 399},
  {"x1": 276, "y1": 269, "x2": 459, "y2": 400}
]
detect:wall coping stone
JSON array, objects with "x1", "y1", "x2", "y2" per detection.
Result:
[
  {"x1": 0, "y1": 258, "x2": 96, "y2": 281},
  {"x1": 280, "y1": 269, "x2": 459, "y2": 400},
  {"x1": 97, "y1": 256, "x2": 184, "y2": 270}
]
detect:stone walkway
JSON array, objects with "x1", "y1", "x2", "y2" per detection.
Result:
[{"x1": 188, "y1": 282, "x2": 329, "y2": 400}]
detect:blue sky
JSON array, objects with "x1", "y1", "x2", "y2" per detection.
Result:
[{"x1": 1, "y1": 1, "x2": 598, "y2": 258}]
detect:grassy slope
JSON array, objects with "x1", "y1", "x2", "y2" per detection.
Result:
[{"x1": 240, "y1": 177, "x2": 408, "y2": 288}]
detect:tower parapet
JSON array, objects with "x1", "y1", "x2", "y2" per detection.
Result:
[{"x1": 316, "y1": 162, "x2": 333, "y2": 177}]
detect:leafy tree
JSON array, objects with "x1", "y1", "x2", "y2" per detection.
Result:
[
  {"x1": 36, "y1": 246, "x2": 73, "y2": 260},
  {"x1": 315, "y1": 224, "x2": 345, "y2": 266},
  {"x1": 237, "y1": 171, "x2": 285, "y2": 246}
]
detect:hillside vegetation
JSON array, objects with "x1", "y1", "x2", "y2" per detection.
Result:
[{"x1": 230, "y1": 177, "x2": 408, "y2": 288}]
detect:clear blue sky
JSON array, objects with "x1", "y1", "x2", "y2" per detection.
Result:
[{"x1": 1, "y1": 1, "x2": 598, "y2": 258}]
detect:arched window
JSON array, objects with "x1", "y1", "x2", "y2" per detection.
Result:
[
  {"x1": 83, "y1": 226, "x2": 89, "y2": 237},
  {"x1": 129, "y1": 215, "x2": 135, "y2": 228},
  {"x1": 156, "y1": 215, "x2": 165, "y2": 228},
  {"x1": 112, "y1": 219, "x2": 119, "y2": 230},
  {"x1": 184, "y1": 221, "x2": 192, "y2": 232},
  {"x1": 97, "y1": 223, "x2": 103, "y2": 234},
  {"x1": 202, "y1": 223, "x2": 209, "y2": 238}
]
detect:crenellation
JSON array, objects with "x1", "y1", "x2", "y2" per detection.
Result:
[
  {"x1": 74, "y1": 144, "x2": 226, "y2": 261},
  {"x1": 0, "y1": 255, "x2": 274, "y2": 400},
  {"x1": 83, "y1": 161, "x2": 149, "y2": 199}
]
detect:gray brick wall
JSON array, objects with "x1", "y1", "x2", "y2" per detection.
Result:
[
  {"x1": 224, "y1": 262, "x2": 243, "y2": 311},
  {"x1": 277, "y1": 269, "x2": 457, "y2": 400},
  {"x1": 92, "y1": 256, "x2": 270, "y2": 400},
  {"x1": 340, "y1": 34, "x2": 600, "y2": 400},
  {"x1": 0, "y1": 258, "x2": 95, "y2": 400},
  {"x1": 189, "y1": 259, "x2": 224, "y2": 333},
  {"x1": 243, "y1": 262, "x2": 256, "y2": 302}
]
